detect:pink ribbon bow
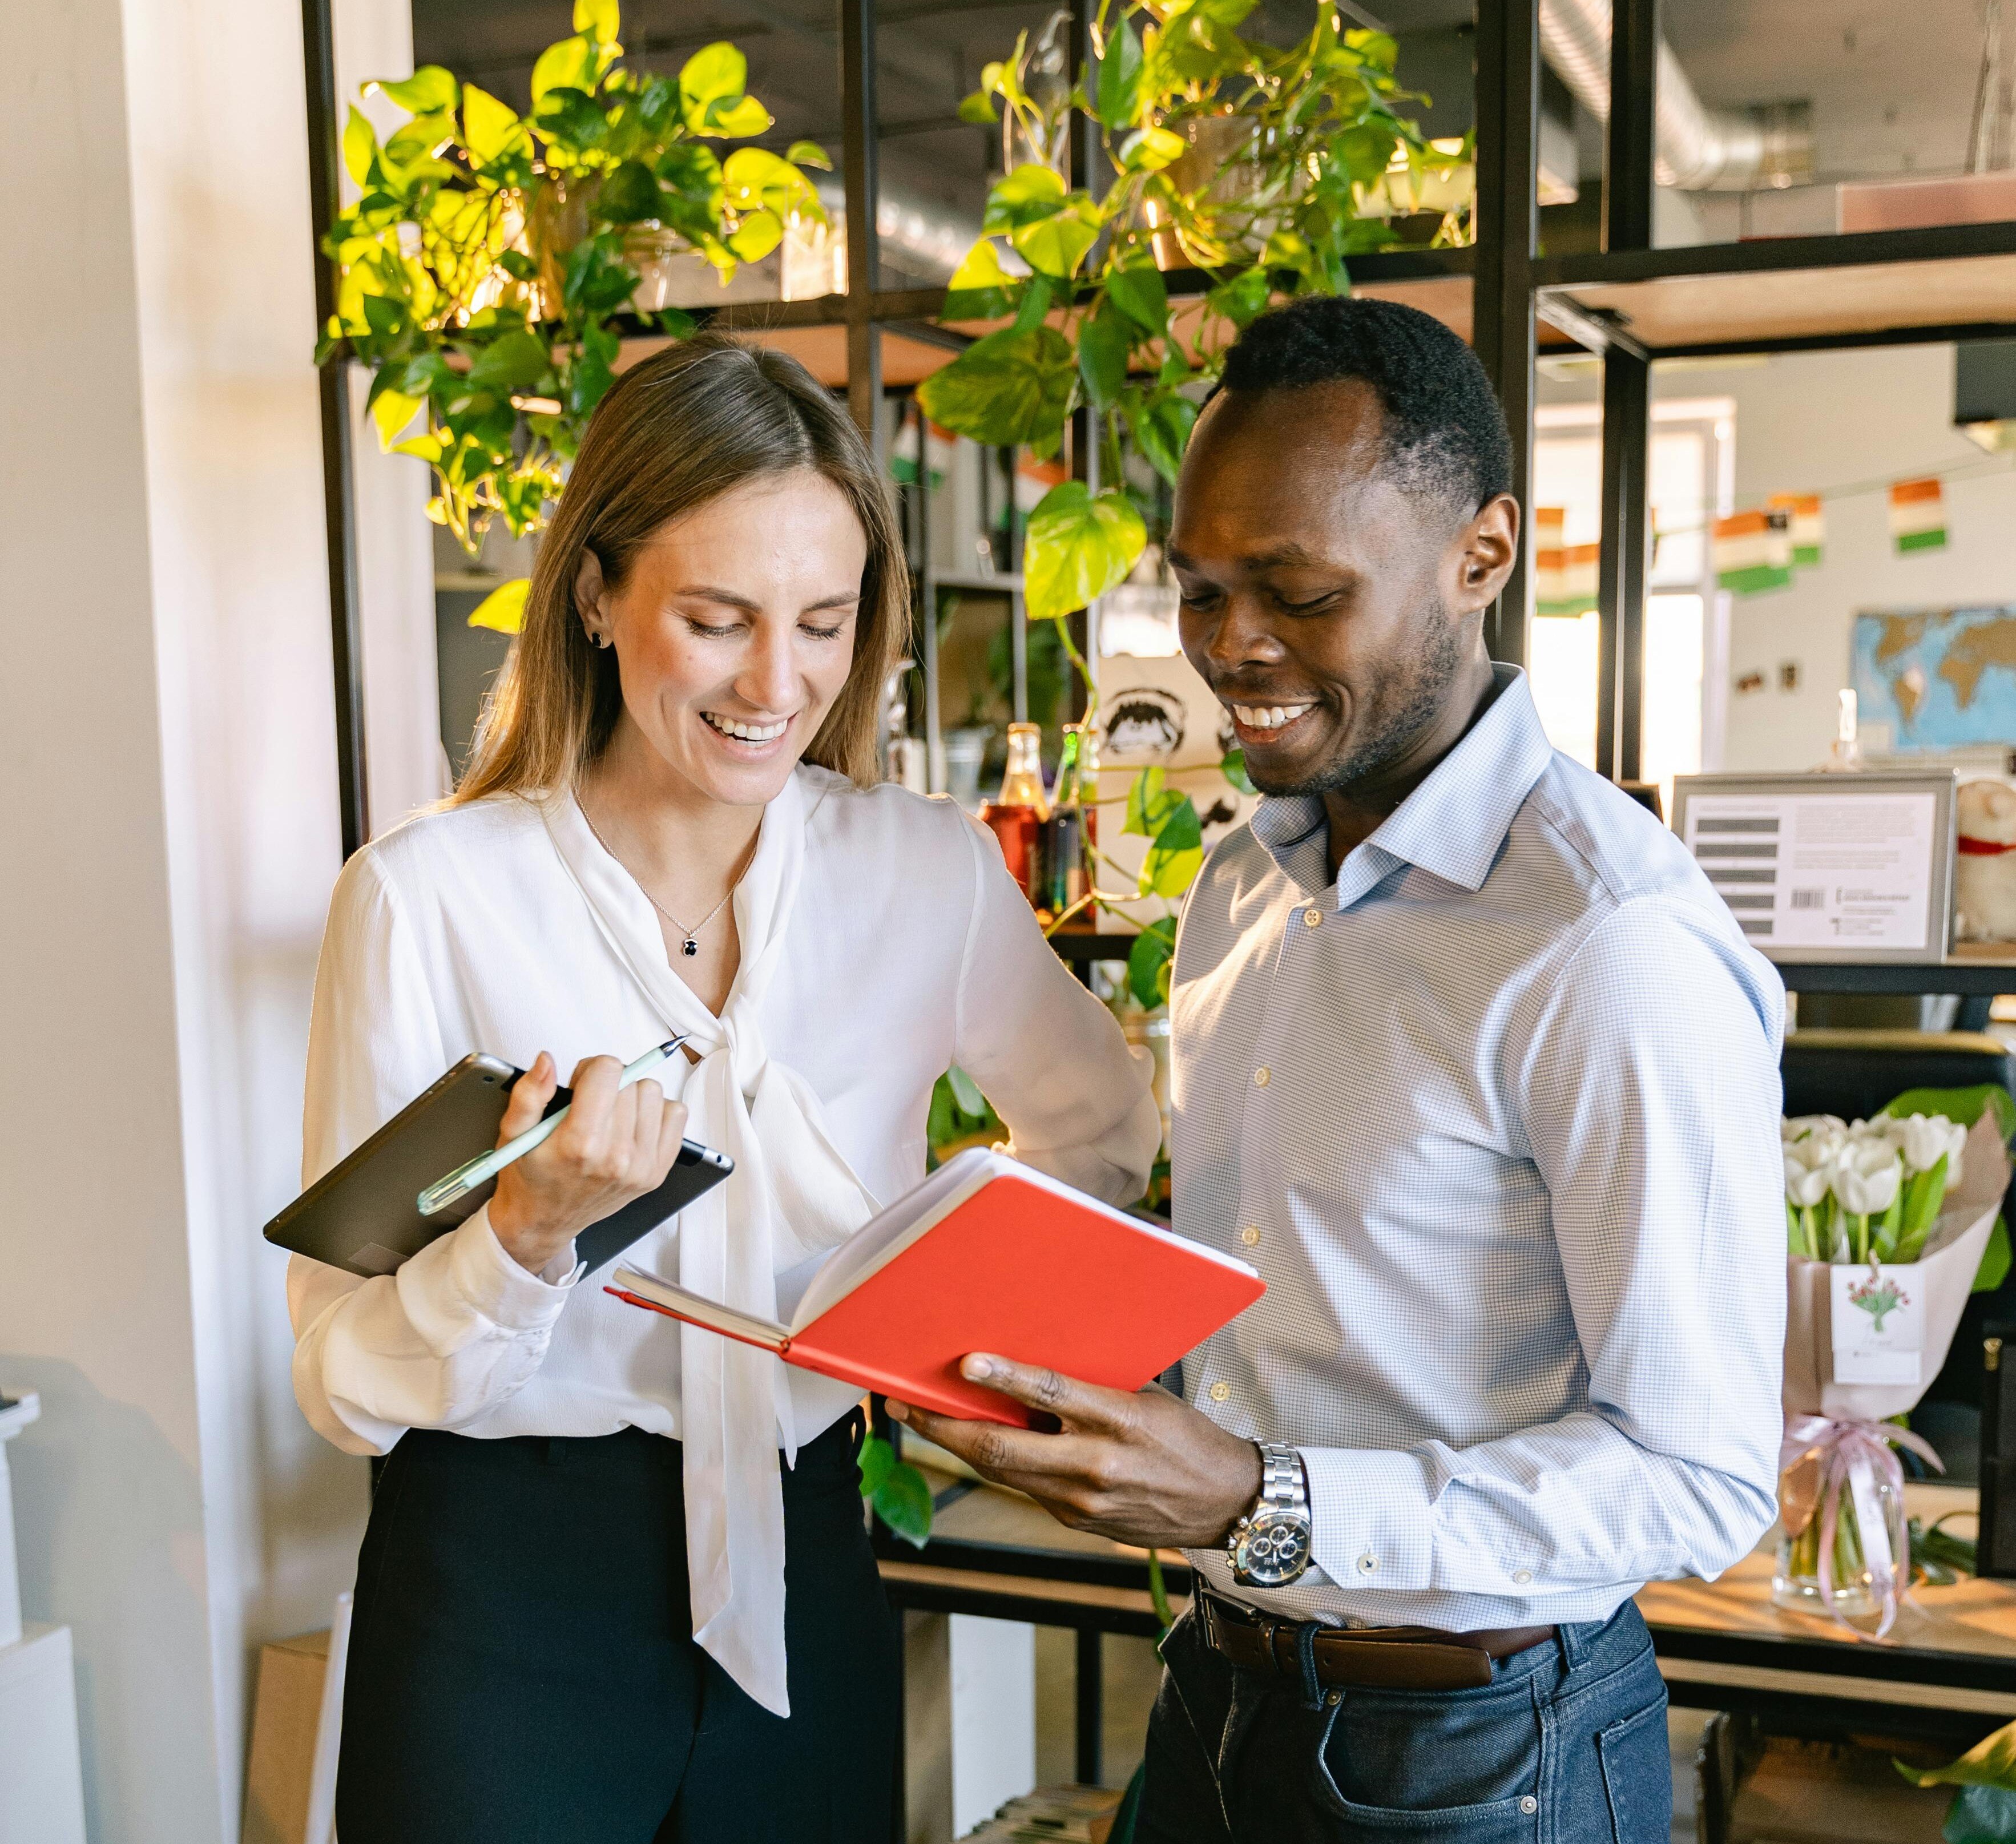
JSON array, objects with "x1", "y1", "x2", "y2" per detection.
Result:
[{"x1": 1779, "y1": 1414, "x2": 1944, "y2": 1638}]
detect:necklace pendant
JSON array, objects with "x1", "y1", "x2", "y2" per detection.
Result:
[{"x1": 682, "y1": 937, "x2": 698, "y2": 957}]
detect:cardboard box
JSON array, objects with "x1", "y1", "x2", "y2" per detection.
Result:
[{"x1": 241, "y1": 1629, "x2": 330, "y2": 1844}]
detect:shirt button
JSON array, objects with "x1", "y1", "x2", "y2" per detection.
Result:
[
  {"x1": 1253, "y1": 1066, "x2": 1271, "y2": 1087},
  {"x1": 1304, "y1": 907, "x2": 1323, "y2": 928},
  {"x1": 1240, "y1": 1225, "x2": 1261, "y2": 1246},
  {"x1": 1209, "y1": 1381, "x2": 1231, "y2": 1402},
  {"x1": 1520, "y1": 1796, "x2": 1538, "y2": 1814},
  {"x1": 1513, "y1": 1569, "x2": 1534, "y2": 1585},
  {"x1": 1356, "y1": 1554, "x2": 1378, "y2": 1575}
]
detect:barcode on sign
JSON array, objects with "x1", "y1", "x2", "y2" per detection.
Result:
[{"x1": 1789, "y1": 888, "x2": 1825, "y2": 911}]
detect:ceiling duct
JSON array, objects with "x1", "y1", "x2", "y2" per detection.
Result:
[{"x1": 1539, "y1": 0, "x2": 1813, "y2": 191}]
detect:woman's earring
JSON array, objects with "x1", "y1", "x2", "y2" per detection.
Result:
[{"x1": 591, "y1": 631, "x2": 611, "y2": 650}]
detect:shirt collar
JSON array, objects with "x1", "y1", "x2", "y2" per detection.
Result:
[{"x1": 1248, "y1": 666, "x2": 1555, "y2": 904}]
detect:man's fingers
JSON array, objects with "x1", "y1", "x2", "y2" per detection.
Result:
[
  {"x1": 892, "y1": 1402, "x2": 1097, "y2": 1483},
  {"x1": 958, "y1": 1354, "x2": 1132, "y2": 1433}
]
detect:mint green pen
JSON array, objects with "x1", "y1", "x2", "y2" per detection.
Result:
[{"x1": 417, "y1": 1037, "x2": 689, "y2": 1217}]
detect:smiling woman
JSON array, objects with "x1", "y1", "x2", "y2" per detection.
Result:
[{"x1": 288, "y1": 330, "x2": 1162, "y2": 1840}]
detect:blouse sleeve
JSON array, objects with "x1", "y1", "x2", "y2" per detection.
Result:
[
  {"x1": 287, "y1": 848, "x2": 579, "y2": 1457},
  {"x1": 949, "y1": 816, "x2": 1162, "y2": 1207}
]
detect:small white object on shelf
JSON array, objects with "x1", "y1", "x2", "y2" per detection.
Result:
[{"x1": 0, "y1": 1390, "x2": 88, "y2": 1844}]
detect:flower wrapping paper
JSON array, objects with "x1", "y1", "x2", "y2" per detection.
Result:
[{"x1": 1783, "y1": 1113, "x2": 2009, "y2": 1420}]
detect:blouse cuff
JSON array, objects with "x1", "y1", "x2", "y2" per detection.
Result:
[{"x1": 446, "y1": 1205, "x2": 582, "y2": 1330}]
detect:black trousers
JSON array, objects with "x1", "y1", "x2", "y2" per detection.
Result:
[{"x1": 336, "y1": 1411, "x2": 901, "y2": 1844}]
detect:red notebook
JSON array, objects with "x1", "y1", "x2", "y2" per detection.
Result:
[{"x1": 606, "y1": 1148, "x2": 1264, "y2": 1427}]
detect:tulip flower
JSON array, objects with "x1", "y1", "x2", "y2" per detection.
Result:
[{"x1": 1832, "y1": 1139, "x2": 1903, "y2": 1263}]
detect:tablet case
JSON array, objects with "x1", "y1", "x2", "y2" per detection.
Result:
[{"x1": 264, "y1": 1053, "x2": 732, "y2": 1280}]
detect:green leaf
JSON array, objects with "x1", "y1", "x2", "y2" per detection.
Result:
[
  {"x1": 530, "y1": 34, "x2": 597, "y2": 103},
  {"x1": 1206, "y1": 266, "x2": 1272, "y2": 330},
  {"x1": 680, "y1": 42, "x2": 748, "y2": 112},
  {"x1": 1120, "y1": 124, "x2": 1187, "y2": 172},
  {"x1": 857, "y1": 1433, "x2": 895, "y2": 1498},
  {"x1": 1898, "y1": 1718, "x2": 2016, "y2": 1792},
  {"x1": 1025, "y1": 482, "x2": 1146, "y2": 622},
  {"x1": 949, "y1": 237, "x2": 1015, "y2": 293},
  {"x1": 598, "y1": 158, "x2": 662, "y2": 223},
  {"x1": 573, "y1": 0, "x2": 620, "y2": 46},
  {"x1": 1012, "y1": 194, "x2": 1102, "y2": 280},
  {"x1": 915, "y1": 324, "x2": 1076, "y2": 451},
  {"x1": 1128, "y1": 917, "x2": 1178, "y2": 1008},
  {"x1": 341, "y1": 106, "x2": 378, "y2": 187},
  {"x1": 958, "y1": 88, "x2": 1001, "y2": 125},
  {"x1": 945, "y1": 1064, "x2": 987, "y2": 1119},
  {"x1": 983, "y1": 164, "x2": 1069, "y2": 235},
  {"x1": 1076, "y1": 304, "x2": 1131, "y2": 411},
  {"x1": 700, "y1": 95, "x2": 772, "y2": 139},
  {"x1": 872, "y1": 1460, "x2": 935, "y2": 1547},
  {"x1": 729, "y1": 208, "x2": 783, "y2": 262},
  {"x1": 461, "y1": 84, "x2": 522, "y2": 164},
  {"x1": 534, "y1": 86, "x2": 608, "y2": 151},
  {"x1": 1095, "y1": 13, "x2": 1144, "y2": 128},
  {"x1": 466, "y1": 578, "x2": 530, "y2": 634},
  {"x1": 371, "y1": 66, "x2": 458, "y2": 116},
  {"x1": 1978, "y1": 1217, "x2": 2012, "y2": 1295},
  {"x1": 1141, "y1": 796, "x2": 1204, "y2": 897},
  {"x1": 1107, "y1": 263, "x2": 1169, "y2": 337},
  {"x1": 1882, "y1": 1086, "x2": 2016, "y2": 1143},
  {"x1": 1125, "y1": 765, "x2": 1184, "y2": 840},
  {"x1": 1222, "y1": 750, "x2": 1256, "y2": 795},
  {"x1": 369, "y1": 388, "x2": 424, "y2": 448},
  {"x1": 465, "y1": 329, "x2": 551, "y2": 390},
  {"x1": 786, "y1": 139, "x2": 833, "y2": 170}
]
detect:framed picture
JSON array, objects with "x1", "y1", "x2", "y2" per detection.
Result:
[{"x1": 1671, "y1": 771, "x2": 1957, "y2": 964}]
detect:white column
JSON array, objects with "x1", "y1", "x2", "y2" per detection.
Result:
[
  {"x1": 1, "y1": 1, "x2": 366, "y2": 1839},
  {"x1": 949, "y1": 1616, "x2": 1039, "y2": 1834}
]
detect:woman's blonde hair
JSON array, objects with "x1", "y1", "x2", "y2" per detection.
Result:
[{"x1": 453, "y1": 332, "x2": 909, "y2": 802}]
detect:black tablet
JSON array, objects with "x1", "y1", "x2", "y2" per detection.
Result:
[{"x1": 265, "y1": 1053, "x2": 732, "y2": 1280}]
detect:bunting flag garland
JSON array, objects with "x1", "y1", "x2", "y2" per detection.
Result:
[
  {"x1": 1888, "y1": 477, "x2": 1948, "y2": 554},
  {"x1": 1533, "y1": 506, "x2": 1599, "y2": 614},
  {"x1": 1768, "y1": 492, "x2": 1825, "y2": 567},
  {"x1": 1713, "y1": 509, "x2": 1794, "y2": 595}
]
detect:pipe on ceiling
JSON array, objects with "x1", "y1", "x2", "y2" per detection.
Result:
[{"x1": 1539, "y1": 0, "x2": 1812, "y2": 191}]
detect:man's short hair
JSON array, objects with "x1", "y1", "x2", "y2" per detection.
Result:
[{"x1": 1218, "y1": 295, "x2": 1514, "y2": 513}]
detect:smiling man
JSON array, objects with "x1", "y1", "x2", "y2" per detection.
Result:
[{"x1": 890, "y1": 296, "x2": 1788, "y2": 1842}]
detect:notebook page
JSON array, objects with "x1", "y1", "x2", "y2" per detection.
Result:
[
  {"x1": 987, "y1": 1159, "x2": 1261, "y2": 1278},
  {"x1": 789, "y1": 1147, "x2": 1002, "y2": 1329}
]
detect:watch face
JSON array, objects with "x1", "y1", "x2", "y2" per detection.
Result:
[{"x1": 1233, "y1": 1508, "x2": 1312, "y2": 1587}]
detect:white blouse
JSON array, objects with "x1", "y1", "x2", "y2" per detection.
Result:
[{"x1": 290, "y1": 764, "x2": 1160, "y2": 1714}]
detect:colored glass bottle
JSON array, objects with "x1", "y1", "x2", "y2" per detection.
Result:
[{"x1": 979, "y1": 721, "x2": 1050, "y2": 900}]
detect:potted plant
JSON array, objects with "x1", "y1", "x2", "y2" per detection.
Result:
[{"x1": 318, "y1": 0, "x2": 828, "y2": 594}]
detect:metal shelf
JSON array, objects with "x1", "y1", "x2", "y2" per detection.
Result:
[
  {"x1": 1047, "y1": 929, "x2": 1139, "y2": 965},
  {"x1": 1772, "y1": 959, "x2": 2016, "y2": 996}
]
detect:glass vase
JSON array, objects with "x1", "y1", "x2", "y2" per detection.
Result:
[{"x1": 1771, "y1": 1475, "x2": 1906, "y2": 1617}]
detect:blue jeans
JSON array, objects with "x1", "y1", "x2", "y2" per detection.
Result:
[{"x1": 1136, "y1": 1600, "x2": 1671, "y2": 1843}]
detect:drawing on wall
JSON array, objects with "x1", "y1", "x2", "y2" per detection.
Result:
[{"x1": 1852, "y1": 606, "x2": 2016, "y2": 751}]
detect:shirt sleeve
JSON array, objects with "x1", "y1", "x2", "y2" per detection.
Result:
[
  {"x1": 287, "y1": 848, "x2": 580, "y2": 1458},
  {"x1": 948, "y1": 814, "x2": 1163, "y2": 1208},
  {"x1": 1296, "y1": 896, "x2": 1787, "y2": 1601}
]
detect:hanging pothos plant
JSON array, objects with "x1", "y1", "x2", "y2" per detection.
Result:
[
  {"x1": 925, "y1": 0, "x2": 1467, "y2": 1000},
  {"x1": 318, "y1": 0, "x2": 829, "y2": 607}
]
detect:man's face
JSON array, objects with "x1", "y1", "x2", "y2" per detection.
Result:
[{"x1": 1168, "y1": 380, "x2": 1514, "y2": 800}]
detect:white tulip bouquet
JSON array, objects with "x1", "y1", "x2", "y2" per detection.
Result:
[
  {"x1": 1776, "y1": 1085, "x2": 2015, "y2": 1635},
  {"x1": 1782, "y1": 1111, "x2": 1971, "y2": 1265}
]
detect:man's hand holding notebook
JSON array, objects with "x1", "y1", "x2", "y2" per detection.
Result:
[{"x1": 607, "y1": 1148, "x2": 1263, "y2": 1427}]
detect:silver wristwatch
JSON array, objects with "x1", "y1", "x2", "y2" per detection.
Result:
[{"x1": 1228, "y1": 1441, "x2": 1312, "y2": 1588}]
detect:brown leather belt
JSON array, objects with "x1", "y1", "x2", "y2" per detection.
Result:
[{"x1": 1199, "y1": 1592, "x2": 1557, "y2": 1693}]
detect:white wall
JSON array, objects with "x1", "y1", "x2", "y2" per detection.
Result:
[
  {"x1": 1, "y1": 0, "x2": 370, "y2": 1838},
  {"x1": 1539, "y1": 343, "x2": 2016, "y2": 773}
]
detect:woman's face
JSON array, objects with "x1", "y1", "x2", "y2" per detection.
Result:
[{"x1": 579, "y1": 469, "x2": 868, "y2": 809}]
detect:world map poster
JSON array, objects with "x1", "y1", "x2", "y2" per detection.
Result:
[{"x1": 1852, "y1": 606, "x2": 2016, "y2": 752}]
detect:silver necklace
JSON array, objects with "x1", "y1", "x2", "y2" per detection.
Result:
[{"x1": 578, "y1": 800, "x2": 741, "y2": 959}]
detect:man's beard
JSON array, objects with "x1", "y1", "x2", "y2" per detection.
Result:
[{"x1": 1248, "y1": 596, "x2": 1464, "y2": 800}]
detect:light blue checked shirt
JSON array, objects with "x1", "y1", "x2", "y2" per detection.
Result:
[{"x1": 1172, "y1": 667, "x2": 1787, "y2": 1631}]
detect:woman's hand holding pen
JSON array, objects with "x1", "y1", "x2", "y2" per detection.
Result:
[{"x1": 487, "y1": 1053, "x2": 688, "y2": 1276}]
